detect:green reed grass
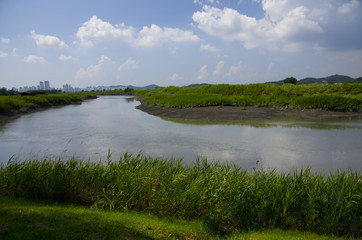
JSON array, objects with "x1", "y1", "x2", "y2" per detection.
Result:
[
  {"x1": 136, "y1": 83, "x2": 362, "y2": 111},
  {"x1": 0, "y1": 93, "x2": 96, "y2": 114},
  {"x1": 0, "y1": 153, "x2": 360, "y2": 238}
]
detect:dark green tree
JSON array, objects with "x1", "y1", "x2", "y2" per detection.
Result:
[
  {"x1": 283, "y1": 77, "x2": 298, "y2": 85},
  {"x1": 124, "y1": 87, "x2": 134, "y2": 94},
  {"x1": 0, "y1": 87, "x2": 18, "y2": 96}
]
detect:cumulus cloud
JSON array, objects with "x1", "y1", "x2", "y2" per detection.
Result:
[
  {"x1": 338, "y1": 0, "x2": 360, "y2": 15},
  {"x1": 75, "y1": 16, "x2": 199, "y2": 48},
  {"x1": 0, "y1": 51, "x2": 8, "y2": 58},
  {"x1": 192, "y1": 1, "x2": 362, "y2": 52},
  {"x1": 12, "y1": 48, "x2": 18, "y2": 57},
  {"x1": 194, "y1": 0, "x2": 221, "y2": 5},
  {"x1": 226, "y1": 61, "x2": 243, "y2": 76},
  {"x1": 1, "y1": 38, "x2": 10, "y2": 44},
  {"x1": 59, "y1": 54, "x2": 78, "y2": 61},
  {"x1": 118, "y1": 58, "x2": 139, "y2": 71},
  {"x1": 135, "y1": 24, "x2": 200, "y2": 47},
  {"x1": 75, "y1": 55, "x2": 113, "y2": 80},
  {"x1": 266, "y1": 62, "x2": 275, "y2": 76},
  {"x1": 31, "y1": 30, "x2": 69, "y2": 49},
  {"x1": 197, "y1": 65, "x2": 208, "y2": 79},
  {"x1": 22, "y1": 55, "x2": 46, "y2": 63},
  {"x1": 192, "y1": 4, "x2": 323, "y2": 51},
  {"x1": 213, "y1": 61, "x2": 225, "y2": 75},
  {"x1": 169, "y1": 73, "x2": 183, "y2": 81},
  {"x1": 200, "y1": 43, "x2": 219, "y2": 52},
  {"x1": 75, "y1": 16, "x2": 134, "y2": 47}
]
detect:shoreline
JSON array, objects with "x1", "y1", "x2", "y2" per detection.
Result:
[
  {"x1": 136, "y1": 103, "x2": 362, "y2": 122},
  {"x1": 0, "y1": 96, "x2": 97, "y2": 123}
]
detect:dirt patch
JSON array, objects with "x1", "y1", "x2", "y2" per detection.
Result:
[{"x1": 136, "y1": 103, "x2": 362, "y2": 122}]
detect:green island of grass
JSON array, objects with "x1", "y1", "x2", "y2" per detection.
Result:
[
  {"x1": 134, "y1": 83, "x2": 362, "y2": 112},
  {"x1": 1, "y1": 153, "x2": 360, "y2": 239}
]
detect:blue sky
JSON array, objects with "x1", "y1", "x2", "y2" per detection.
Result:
[{"x1": 1, "y1": 0, "x2": 362, "y2": 89}]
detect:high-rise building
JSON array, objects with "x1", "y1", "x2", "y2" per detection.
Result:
[
  {"x1": 63, "y1": 83, "x2": 74, "y2": 92},
  {"x1": 39, "y1": 81, "x2": 44, "y2": 90},
  {"x1": 44, "y1": 81, "x2": 50, "y2": 90}
]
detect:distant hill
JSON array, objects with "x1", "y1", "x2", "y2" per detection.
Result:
[
  {"x1": 267, "y1": 75, "x2": 362, "y2": 85},
  {"x1": 184, "y1": 83, "x2": 209, "y2": 88},
  {"x1": 108, "y1": 84, "x2": 161, "y2": 90}
]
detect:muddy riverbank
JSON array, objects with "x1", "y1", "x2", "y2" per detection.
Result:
[{"x1": 136, "y1": 103, "x2": 362, "y2": 121}]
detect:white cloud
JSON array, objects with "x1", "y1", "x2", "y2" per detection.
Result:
[
  {"x1": 194, "y1": 0, "x2": 221, "y2": 5},
  {"x1": 135, "y1": 24, "x2": 200, "y2": 47},
  {"x1": 31, "y1": 30, "x2": 69, "y2": 49},
  {"x1": 169, "y1": 73, "x2": 183, "y2": 81},
  {"x1": 192, "y1": 3, "x2": 325, "y2": 51},
  {"x1": 22, "y1": 55, "x2": 46, "y2": 63},
  {"x1": 75, "y1": 16, "x2": 134, "y2": 47},
  {"x1": 275, "y1": 6, "x2": 323, "y2": 38},
  {"x1": 75, "y1": 55, "x2": 113, "y2": 80},
  {"x1": 262, "y1": 0, "x2": 290, "y2": 22},
  {"x1": 226, "y1": 61, "x2": 243, "y2": 76},
  {"x1": 197, "y1": 65, "x2": 208, "y2": 79},
  {"x1": 266, "y1": 62, "x2": 275, "y2": 76},
  {"x1": 12, "y1": 48, "x2": 18, "y2": 57},
  {"x1": 75, "y1": 16, "x2": 199, "y2": 48},
  {"x1": 0, "y1": 51, "x2": 8, "y2": 58},
  {"x1": 1, "y1": 38, "x2": 10, "y2": 44},
  {"x1": 59, "y1": 54, "x2": 78, "y2": 61},
  {"x1": 213, "y1": 61, "x2": 225, "y2": 75},
  {"x1": 118, "y1": 58, "x2": 139, "y2": 71},
  {"x1": 338, "y1": 0, "x2": 360, "y2": 15},
  {"x1": 200, "y1": 43, "x2": 219, "y2": 52}
]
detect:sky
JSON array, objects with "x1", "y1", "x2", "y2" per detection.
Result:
[{"x1": 1, "y1": 0, "x2": 362, "y2": 89}]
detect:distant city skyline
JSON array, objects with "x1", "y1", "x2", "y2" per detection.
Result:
[{"x1": 9, "y1": 81, "x2": 130, "y2": 93}]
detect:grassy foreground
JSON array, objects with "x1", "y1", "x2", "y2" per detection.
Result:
[
  {"x1": 0, "y1": 93, "x2": 97, "y2": 114},
  {"x1": 136, "y1": 83, "x2": 362, "y2": 111},
  {"x1": 0, "y1": 197, "x2": 352, "y2": 240},
  {"x1": 0, "y1": 153, "x2": 360, "y2": 238}
]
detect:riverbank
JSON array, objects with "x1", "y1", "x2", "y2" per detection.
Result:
[
  {"x1": 135, "y1": 83, "x2": 362, "y2": 119},
  {"x1": 134, "y1": 83, "x2": 362, "y2": 121},
  {"x1": 0, "y1": 93, "x2": 97, "y2": 118},
  {"x1": 137, "y1": 103, "x2": 362, "y2": 121},
  {"x1": 0, "y1": 197, "x2": 350, "y2": 240}
]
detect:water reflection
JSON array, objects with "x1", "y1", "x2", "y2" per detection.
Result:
[
  {"x1": 0, "y1": 96, "x2": 361, "y2": 173},
  {"x1": 161, "y1": 116, "x2": 362, "y2": 130},
  {"x1": 124, "y1": 96, "x2": 137, "y2": 103}
]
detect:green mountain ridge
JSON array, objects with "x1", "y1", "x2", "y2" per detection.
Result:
[{"x1": 267, "y1": 74, "x2": 362, "y2": 85}]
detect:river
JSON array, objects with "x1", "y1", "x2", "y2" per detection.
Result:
[{"x1": 1, "y1": 96, "x2": 361, "y2": 173}]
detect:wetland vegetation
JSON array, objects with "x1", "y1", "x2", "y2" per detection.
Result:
[
  {"x1": 0, "y1": 92, "x2": 96, "y2": 115},
  {"x1": 135, "y1": 83, "x2": 362, "y2": 112},
  {"x1": 1, "y1": 154, "x2": 360, "y2": 238}
]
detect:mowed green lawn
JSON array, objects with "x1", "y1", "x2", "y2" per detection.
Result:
[{"x1": 0, "y1": 197, "x2": 351, "y2": 240}]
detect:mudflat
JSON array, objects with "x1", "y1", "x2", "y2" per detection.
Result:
[{"x1": 136, "y1": 103, "x2": 362, "y2": 121}]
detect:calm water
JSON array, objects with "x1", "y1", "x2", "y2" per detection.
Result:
[{"x1": 1, "y1": 96, "x2": 361, "y2": 173}]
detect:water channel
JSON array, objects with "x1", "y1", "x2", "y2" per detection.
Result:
[{"x1": 1, "y1": 96, "x2": 361, "y2": 173}]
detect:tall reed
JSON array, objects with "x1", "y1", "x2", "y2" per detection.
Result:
[{"x1": 0, "y1": 154, "x2": 360, "y2": 238}]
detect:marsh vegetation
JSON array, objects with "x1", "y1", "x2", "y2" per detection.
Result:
[
  {"x1": 1, "y1": 154, "x2": 360, "y2": 238},
  {"x1": 136, "y1": 83, "x2": 362, "y2": 112},
  {"x1": 0, "y1": 93, "x2": 96, "y2": 114}
]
